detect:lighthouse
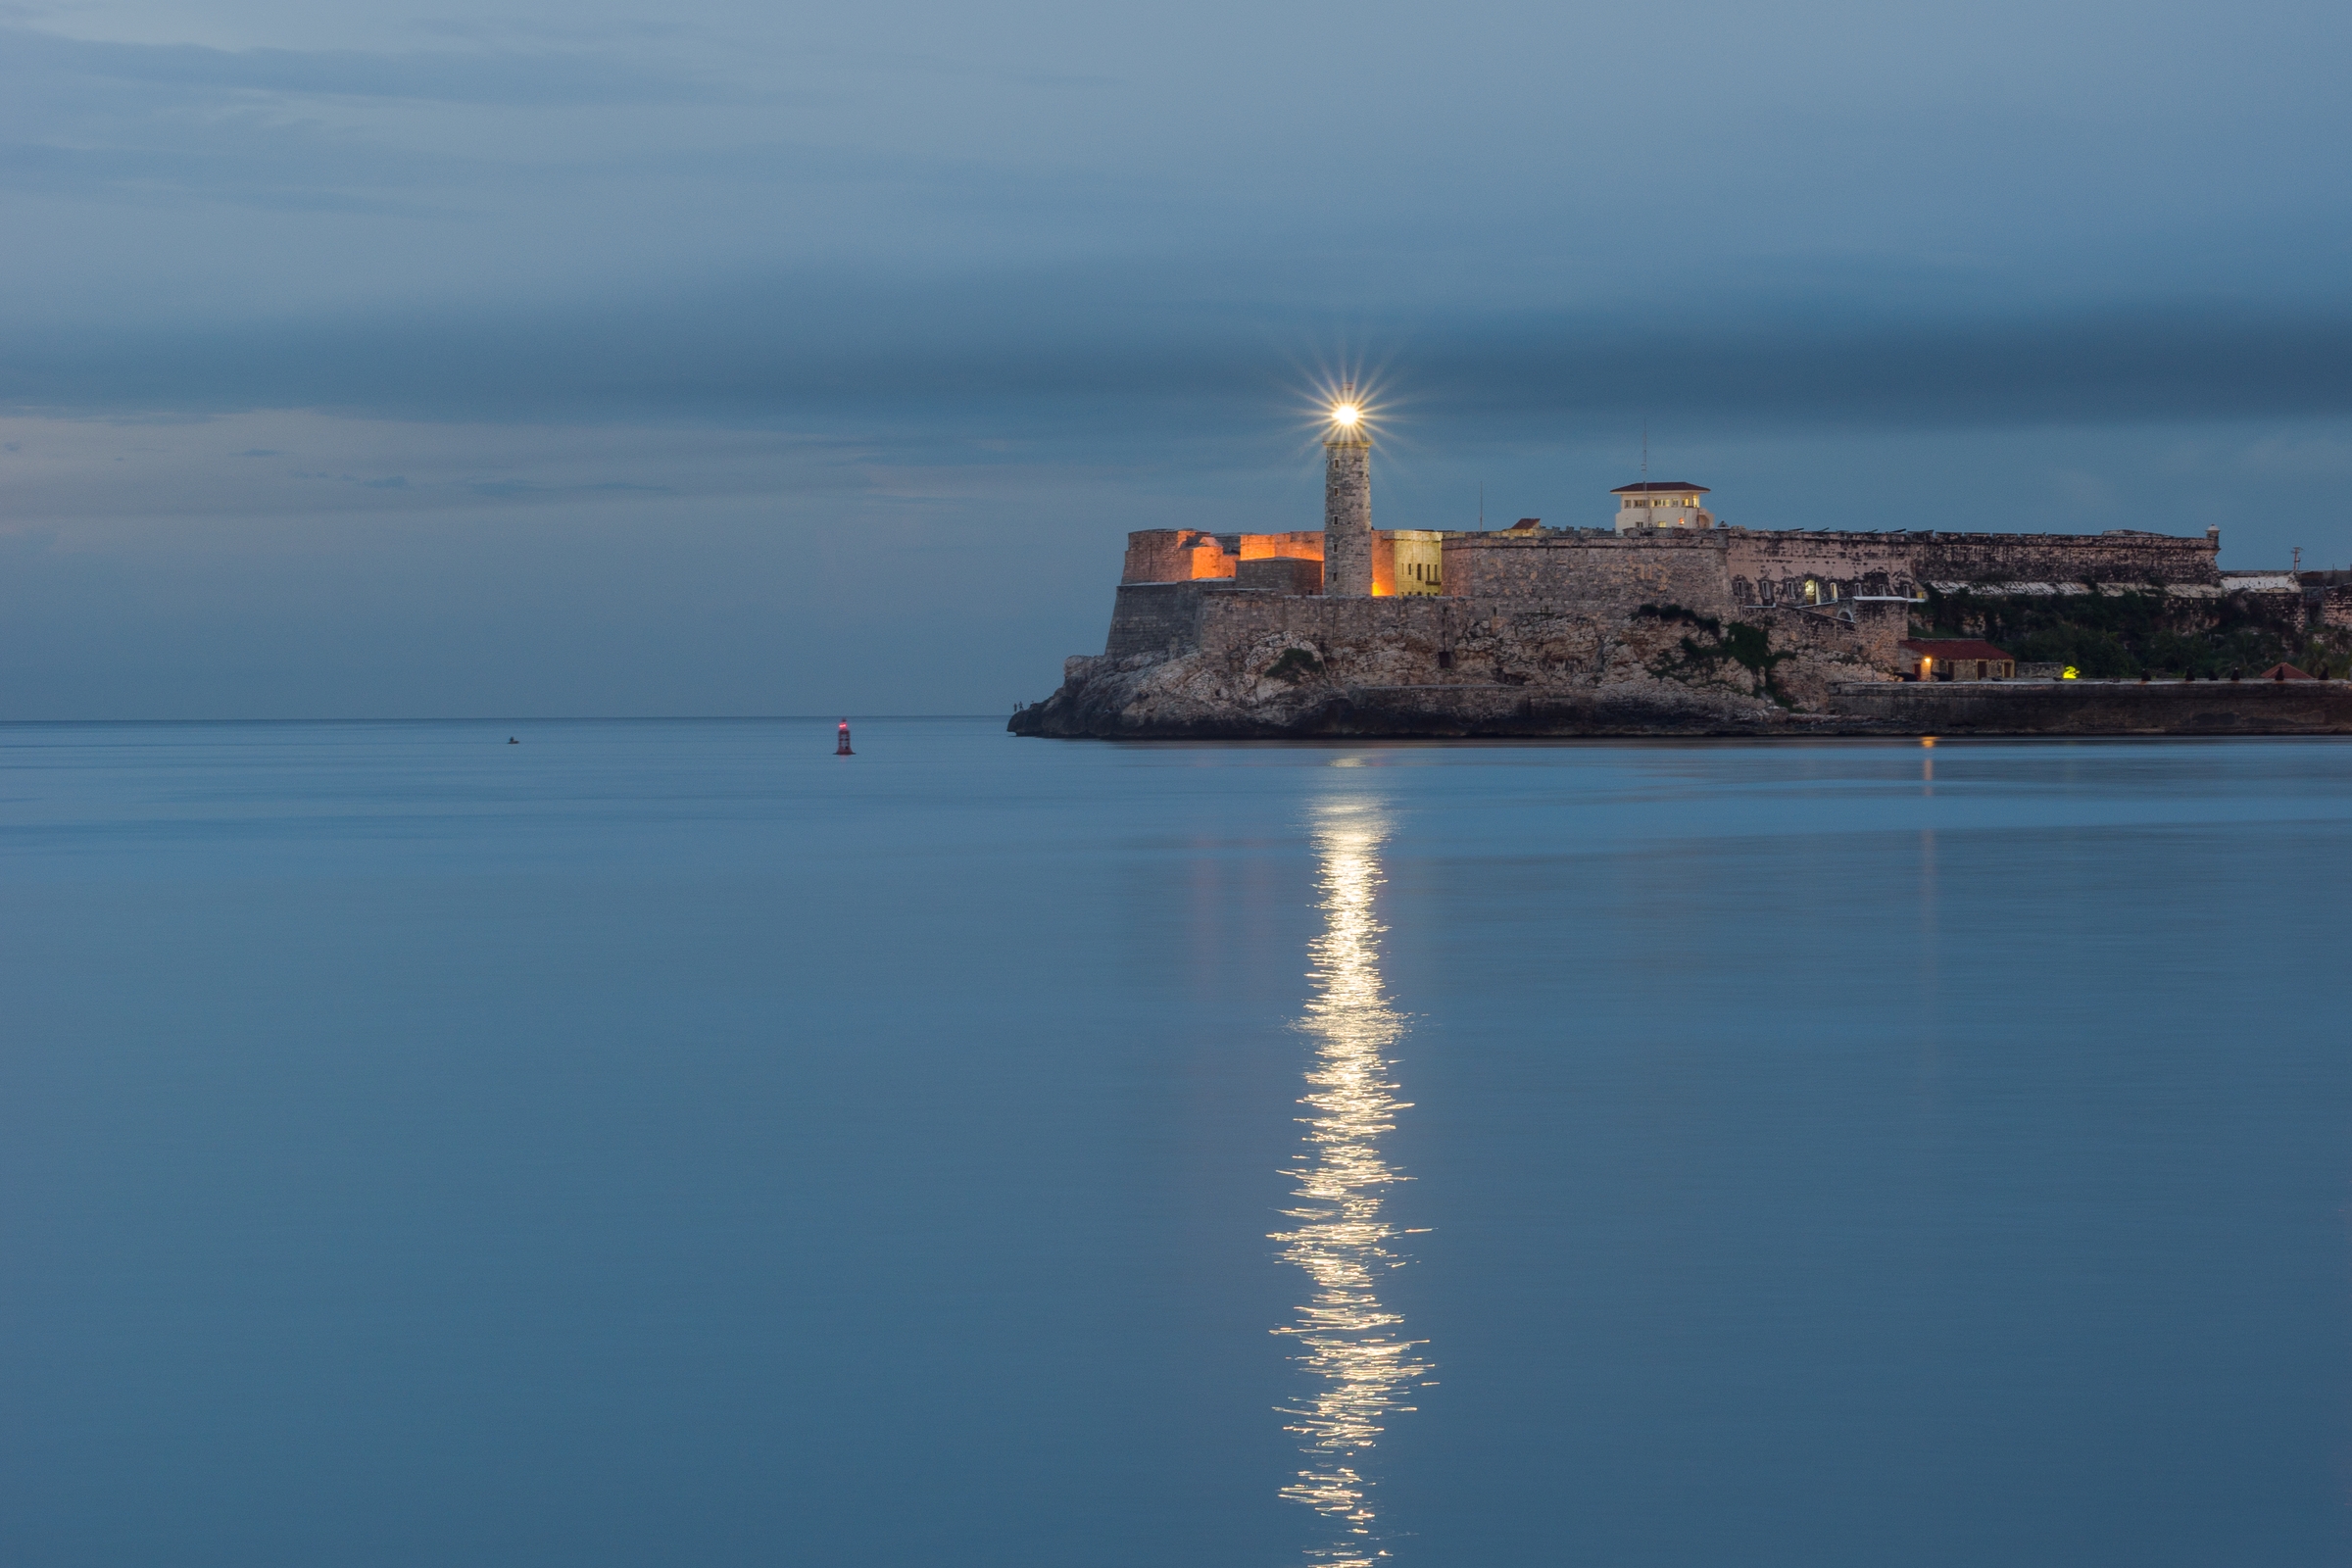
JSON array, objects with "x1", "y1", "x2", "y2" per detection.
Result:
[{"x1": 1322, "y1": 398, "x2": 1373, "y2": 597}]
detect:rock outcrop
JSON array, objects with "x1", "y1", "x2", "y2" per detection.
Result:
[{"x1": 1010, "y1": 587, "x2": 1896, "y2": 738}]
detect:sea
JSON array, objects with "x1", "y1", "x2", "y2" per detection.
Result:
[{"x1": 5, "y1": 718, "x2": 2350, "y2": 1567}]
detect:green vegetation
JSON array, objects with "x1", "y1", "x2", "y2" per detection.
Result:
[
  {"x1": 1916, "y1": 587, "x2": 2351, "y2": 679},
  {"x1": 1634, "y1": 603, "x2": 1720, "y2": 634},
  {"x1": 1642, "y1": 607, "x2": 1794, "y2": 707},
  {"x1": 1264, "y1": 647, "x2": 1325, "y2": 684}
]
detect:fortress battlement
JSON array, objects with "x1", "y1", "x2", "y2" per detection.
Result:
[
  {"x1": 1120, "y1": 512, "x2": 2230, "y2": 626},
  {"x1": 1014, "y1": 406, "x2": 2349, "y2": 738}
]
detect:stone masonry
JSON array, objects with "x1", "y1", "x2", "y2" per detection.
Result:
[
  {"x1": 1017, "y1": 476, "x2": 2339, "y2": 739},
  {"x1": 1322, "y1": 436, "x2": 1373, "y2": 597}
]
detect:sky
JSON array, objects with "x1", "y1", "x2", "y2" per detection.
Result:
[{"x1": 2, "y1": 0, "x2": 2349, "y2": 717}]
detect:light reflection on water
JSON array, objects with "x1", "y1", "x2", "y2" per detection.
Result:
[{"x1": 1271, "y1": 799, "x2": 1432, "y2": 1565}]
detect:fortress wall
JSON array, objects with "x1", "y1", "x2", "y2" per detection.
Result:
[
  {"x1": 1443, "y1": 532, "x2": 1736, "y2": 614},
  {"x1": 1725, "y1": 532, "x2": 1918, "y2": 604},
  {"x1": 1824, "y1": 679, "x2": 2352, "y2": 734},
  {"x1": 1725, "y1": 527, "x2": 2219, "y2": 604},
  {"x1": 1133, "y1": 526, "x2": 2220, "y2": 596},
  {"x1": 1104, "y1": 582, "x2": 1215, "y2": 658},
  {"x1": 1389, "y1": 530, "x2": 1446, "y2": 596},
  {"x1": 1238, "y1": 557, "x2": 1323, "y2": 594},
  {"x1": 1168, "y1": 576, "x2": 1902, "y2": 689},
  {"x1": 1106, "y1": 582, "x2": 1462, "y2": 662},
  {"x1": 1121, "y1": 529, "x2": 1234, "y2": 583},
  {"x1": 1238, "y1": 531, "x2": 1325, "y2": 562},
  {"x1": 1190, "y1": 538, "x2": 1237, "y2": 580},
  {"x1": 1193, "y1": 587, "x2": 1465, "y2": 652},
  {"x1": 1907, "y1": 530, "x2": 2218, "y2": 586},
  {"x1": 1122, "y1": 530, "x2": 1197, "y2": 583}
]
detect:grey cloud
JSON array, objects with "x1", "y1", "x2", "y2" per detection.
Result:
[
  {"x1": 7, "y1": 268, "x2": 2345, "y2": 439},
  {"x1": 2, "y1": 26, "x2": 712, "y2": 106},
  {"x1": 0, "y1": 139, "x2": 445, "y2": 213},
  {"x1": 466, "y1": 479, "x2": 676, "y2": 498}
]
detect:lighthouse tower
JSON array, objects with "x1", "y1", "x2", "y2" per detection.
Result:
[{"x1": 1322, "y1": 399, "x2": 1373, "y2": 597}]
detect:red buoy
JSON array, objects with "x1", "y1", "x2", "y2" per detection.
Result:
[{"x1": 836, "y1": 719, "x2": 854, "y2": 756}]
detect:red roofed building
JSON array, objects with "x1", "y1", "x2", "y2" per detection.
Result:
[{"x1": 1898, "y1": 638, "x2": 2014, "y2": 681}]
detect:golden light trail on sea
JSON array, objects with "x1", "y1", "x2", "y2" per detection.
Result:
[{"x1": 1272, "y1": 798, "x2": 1430, "y2": 1566}]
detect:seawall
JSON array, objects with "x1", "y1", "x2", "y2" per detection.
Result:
[{"x1": 1821, "y1": 679, "x2": 2352, "y2": 735}]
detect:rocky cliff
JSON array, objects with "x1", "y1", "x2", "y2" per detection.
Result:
[
  {"x1": 1008, "y1": 582, "x2": 2352, "y2": 739},
  {"x1": 1010, "y1": 587, "x2": 1903, "y2": 738}
]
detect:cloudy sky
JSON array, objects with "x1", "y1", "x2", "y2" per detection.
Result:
[{"x1": 3, "y1": 0, "x2": 2347, "y2": 716}]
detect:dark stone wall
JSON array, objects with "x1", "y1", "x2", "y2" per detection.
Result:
[
  {"x1": 1823, "y1": 679, "x2": 2352, "y2": 733},
  {"x1": 1103, "y1": 582, "x2": 1211, "y2": 659},
  {"x1": 1121, "y1": 529, "x2": 1232, "y2": 584},
  {"x1": 1443, "y1": 531, "x2": 1736, "y2": 613},
  {"x1": 1236, "y1": 557, "x2": 1324, "y2": 594},
  {"x1": 1725, "y1": 531, "x2": 1914, "y2": 606},
  {"x1": 1906, "y1": 529, "x2": 2218, "y2": 586}
]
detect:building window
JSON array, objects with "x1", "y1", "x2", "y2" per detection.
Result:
[{"x1": 1803, "y1": 579, "x2": 1820, "y2": 605}]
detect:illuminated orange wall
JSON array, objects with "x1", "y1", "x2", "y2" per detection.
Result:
[
  {"x1": 1123, "y1": 529, "x2": 1235, "y2": 583},
  {"x1": 1186, "y1": 538, "x2": 1235, "y2": 579},
  {"x1": 1237, "y1": 531, "x2": 1325, "y2": 563}
]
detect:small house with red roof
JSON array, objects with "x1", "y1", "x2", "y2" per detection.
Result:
[{"x1": 1898, "y1": 639, "x2": 2014, "y2": 681}]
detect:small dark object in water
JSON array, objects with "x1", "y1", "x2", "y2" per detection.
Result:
[
  {"x1": 508, "y1": 737, "x2": 518, "y2": 744},
  {"x1": 836, "y1": 720, "x2": 854, "y2": 756}
]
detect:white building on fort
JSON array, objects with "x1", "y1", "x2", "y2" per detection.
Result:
[{"x1": 1612, "y1": 481, "x2": 1714, "y2": 530}]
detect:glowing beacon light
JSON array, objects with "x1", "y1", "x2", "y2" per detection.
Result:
[
  {"x1": 836, "y1": 719, "x2": 854, "y2": 756},
  {"x1": 1331, "y1": 402, "x2": 1362, "y2": 429}
]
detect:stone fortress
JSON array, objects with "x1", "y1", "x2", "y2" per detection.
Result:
[{"x1": 1011, "y1": 399, "x2": 2352, "y2": 738}]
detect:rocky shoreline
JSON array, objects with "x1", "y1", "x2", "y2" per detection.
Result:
[
  {"x1": 1009, "y1": 584, "x2": 2352, "y2": 740},
  {"x1": 1011, "y1": 671, "x2": 2352, "y2": 739},
  {"x1": 1006, "y1": 606, "x2": 2352, "y2": 747}
]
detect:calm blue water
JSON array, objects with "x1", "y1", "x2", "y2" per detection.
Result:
[{"x1": 5, "y1": 720, "x2": 2350, "y2": 1567}]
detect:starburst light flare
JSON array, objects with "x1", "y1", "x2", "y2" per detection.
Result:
[{"x1": 1298, "y1": 368, "x2": 1389, "y2": 449}]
